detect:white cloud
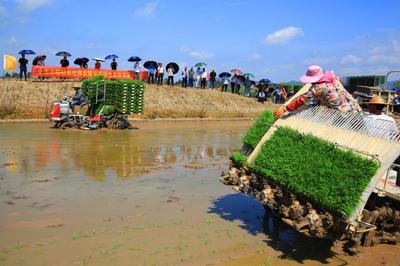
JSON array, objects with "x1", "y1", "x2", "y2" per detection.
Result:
[
  {"x1": 247, "y1": 53, "x2": 263, "y2": 61},
  {"x1": 304, "y1": 57, "x2": 335, "y2": 65},
  {"x1": 366, "y1": 42, "x2": 400, "y2": 64},
  {"x1": 7, "y1": 36, "x2": 17, "y2": 46},
  {"x1": 16, "y1": 0, "x2": 51, "y2": 12},
  {"x1": 134, "y1": 1, "x2": 158, "y2": 17},
  {"x1": 338, "y1": 66, "x2": 363, "y2": 76},
  {"x1": 340, "y1": 54, "x2": 362, "y2": 65},
  {"x1": 339, "y1": 66, "x2": 390, "y2": 76},
  {"x1": 368, "y1": 53, "x2": 400, "y2": 64},
  {"x1": 264, "y1": 26, "x2": 304, "y2": 45},
  {"x1": 368, "y1": 46, "x2": 388, "y2": 55},
  {"x1": 367, "y1": 66, "x2": 391, "y2": 75},
  {"x1": 180, "y1": 45, "x2": 214, "y2": 60},
  {"x1": 392, "y1": 40, "x2": 400, "y2": 53}
]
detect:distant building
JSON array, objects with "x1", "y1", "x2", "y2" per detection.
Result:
[{"x1": 343, "y1": 75, "x2": 385, "y2": 93}]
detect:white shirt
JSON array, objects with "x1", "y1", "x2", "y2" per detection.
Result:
[
  {"x1": 365, "y1": 113, "x2": 398, "y2": 137},
  {"x1": 157, "y1": 66, "x2": 164, "y2": 73},
  {"x1": 134, "y1": 63, "x2": 140, "y2": 73},
  {"x1": 201, "y1": 70, "x2": 207, "y2": 79}
]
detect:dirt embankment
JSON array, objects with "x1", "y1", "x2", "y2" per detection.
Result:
[{"x1": 0, "y1": 79, "x2": 277, "y2": 120}]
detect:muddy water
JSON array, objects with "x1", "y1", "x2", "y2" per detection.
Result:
[{"x1": 0, "y1": 121, "x2": 399, "y2": 266}]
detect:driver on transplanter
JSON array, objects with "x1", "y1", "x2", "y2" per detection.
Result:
[{"x1": 70, "y1": 84, "x2": 86, "y2": 113}]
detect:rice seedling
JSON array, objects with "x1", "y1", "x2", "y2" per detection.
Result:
[
  {"x1": 252, "y1": 127, "x2": 379, "y2": 216},
  {"x1": 82, "y1": 76, "x2": 145, "y2": 115},
  {"x1": 15, "y1": 242, "x2": 25, "y2": 251},
  {"x1": 230, "y1": 152, "x2": 247, "y2": 167},
  {"x1": 242, "y1": 109, "x2": 275, "y2": 149},
  {"x1": 0, "y1": 249, "x2": 7, "y2": 261}
]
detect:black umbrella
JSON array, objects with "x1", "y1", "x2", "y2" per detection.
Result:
[
  {"x1": 128, "y1": 56, "x2": 141, "y2": 62},
  {"x1": 32, "y1": 55, "x2": 46, "y2": 65},
  {"x1": 218, "y1": 72, "x2": 231, "y2": 78},
  {"x1": 259, "y1": 78, "x2": 271, "y2": 84},
  {"x1": 166, "y1": 62, "x2": 179, "y2": 74},
  {"x1": 56, "y1": 51, "x2": 71, "y2": 57},
  {"x1": 144, "y1": 60, "x2": 157, "y2": 69},
  {"x1": 235, "y1": 75, "x2": 246, "y2": 82},
  {"x1": 74, "y1": 57, "x2": 89, "y2": 65}
]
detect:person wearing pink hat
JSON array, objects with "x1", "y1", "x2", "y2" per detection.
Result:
[{"x1": 274, "y1": 65, "x2": 361, "y2": 118}]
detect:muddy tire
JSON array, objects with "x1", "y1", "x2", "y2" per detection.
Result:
[
  {"x1": 60, "y1": 122, "x2": 75, "y2": 130},
  {"x1": 361, "y1": 205, "x2": 400, "y2": 247},
  {"x1": 108, "y1": 116, "x2": 130, "y2": 129}
]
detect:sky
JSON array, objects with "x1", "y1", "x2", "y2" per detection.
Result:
[{"x1": 0, "y1": 0, "x2": 399, "y2": 82}]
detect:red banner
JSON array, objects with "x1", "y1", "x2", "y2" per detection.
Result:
[{"x1": 31, "y1": 66, "x2": 149, "y2": 80}]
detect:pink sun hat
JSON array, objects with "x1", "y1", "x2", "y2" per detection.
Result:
[
  {"x1": 319, "y1": 70, "x2": 337, "y2": 83},
  {"x1": 300, "y1": 65, "x2": 325, "y2": 84}
]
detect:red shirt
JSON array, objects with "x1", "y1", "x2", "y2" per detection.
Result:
[{"x1": 95, "y1": 62, "x2": 101, "y2": 70}]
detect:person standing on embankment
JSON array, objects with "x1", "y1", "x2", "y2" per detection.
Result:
[
  {"x1": 157, "y1": 63, "x2": 164, "y2": 85},
  {"x1": 18, "y1": 54, "x2": 28, "y2": 81}
]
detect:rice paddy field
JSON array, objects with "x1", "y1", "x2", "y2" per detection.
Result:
[{"x1": 0, "y1": 121, "x2": 399, "y2": 266}]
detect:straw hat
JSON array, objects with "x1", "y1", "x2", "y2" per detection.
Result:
[
  {"x1": 72, "y1": 84, "x2": 81, "y2": 89},
  {"x1": 368, "y1": 95, "x2": 388, "y2": 105}
]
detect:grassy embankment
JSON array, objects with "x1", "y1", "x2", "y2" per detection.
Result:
[{"x1": 0, "y1": 79, "x2": 277, "y2": 120}]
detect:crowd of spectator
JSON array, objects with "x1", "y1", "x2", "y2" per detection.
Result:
[{"x1": 11, "y1": 52, "x2": 400, "y2": 109}]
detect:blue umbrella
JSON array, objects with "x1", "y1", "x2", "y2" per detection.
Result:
[
  {"x1": 128, "y1": 56, "x2": 141, "y2": 62},
  {"x1": 18, "y1": 49, "x2": 36, "y2": 55},
  {"x1": 105, "y1": 54, "x2": 119, "y2": 60},
  {"x1": 259, "y1": 78, "x2": 271, "y2": 83}
]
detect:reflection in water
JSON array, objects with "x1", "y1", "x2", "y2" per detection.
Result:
[
  {"x1": 208, "y1": 193, "x2": 345, "y2": 265},
  {"x1": 0, "y1": 121, "x2": 247, "y2": 181}
]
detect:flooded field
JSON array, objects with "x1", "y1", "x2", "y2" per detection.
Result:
[{"x1": 0, "y1": 121, "x2": 399, "y2": 266}]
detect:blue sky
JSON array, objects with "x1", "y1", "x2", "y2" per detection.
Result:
[{"x1": 1, "y1": 0, "x2": 399, "y2": 82}]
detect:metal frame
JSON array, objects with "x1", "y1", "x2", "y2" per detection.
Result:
[
  {"x1": 384, "y1": 70, "x2": 400, "y2": 113},
  {"x1": 95, "y1": 81, "x2": 106, "y2": 104},
  {"x1": 377, "y1": 163, "x2": 400, "y2": 201},
  {"x1": 247, "y1": 105, "x2": 400, "y2": 225}
]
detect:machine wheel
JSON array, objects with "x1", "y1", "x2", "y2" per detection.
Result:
[
  {"x1": 115, "y1": 117, "x2": 127, "y2": 129},
  {"x1": 60, "y1": 121, "x2": 75, "y2": 130},
  {"x1": 362, "y1": 206, "x2": 400, "y2": 246},
  {"x1": 108, "y1": 117, "x2": 125, "y2": 129},
  {"x1": 114, "y1": 116, "x2": 130, "y2": 129}
]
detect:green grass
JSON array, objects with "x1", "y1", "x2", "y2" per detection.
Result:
[
  {"x1": 252, "y1": 127, "x2": 379, "y2": 216},
  {"x1": 242, "y1": 110, "x2": 275, "y2": 149},
  {"x1": 230, "y1": 152, "x2": 247, "y2": 167}
]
